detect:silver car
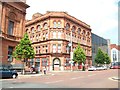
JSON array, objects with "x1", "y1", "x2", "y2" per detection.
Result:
[{"x1": 88, "y1": 66, "x2": 97, "y2": 71}]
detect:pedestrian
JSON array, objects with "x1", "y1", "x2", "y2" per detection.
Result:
[{"x1": 43, "y1": 66, "x2": 47, "y2": 75}]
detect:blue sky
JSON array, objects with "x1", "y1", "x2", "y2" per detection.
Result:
[{"x1": 26, "y1": 0, "x2": 118, "y2": 45}]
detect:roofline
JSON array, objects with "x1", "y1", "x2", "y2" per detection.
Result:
[{"x1": 25, "y1": 12, "x2": 91, "y2": 30}]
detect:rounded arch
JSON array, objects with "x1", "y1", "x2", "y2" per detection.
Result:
[
  {"x1": 31, "y1": 27, "x2": 35, "y2": 33},
  {"x1": 53, "y1": 20, "x2": 57, "y2": 28},
  {"x1": 43, "y1": 22, "x2": 48, "y2": 29},
  {"x1": 25, "y1": 29, "x2": 29, "y2": 32},
  {"x1": 36, "y1": 25, "x2": 41, "y2": 31},
  {"x1": 57, "y1": 20, "x2": 61, "y2": 28},
  {"x1": 78, "y1": 28, "x2": 81, "y2": 34},
  {"x1": 9, "y1": 12, "x2": 17, "y2": 20},
  {"x1": 52, "y1": 58, "x2": 61, "y2": 70},
  {"x1": 71, "y1": 25, "x2": 76, "y2": 32},
  {"x1": 82, "y1": 30, "x2": 86, "y2": 35},
  {"x1": 66, "y1": 23, "x2": 70, "y2": 30}
]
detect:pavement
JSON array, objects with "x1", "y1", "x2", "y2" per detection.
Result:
[{"x1": 18, "y1": 72, "x2": 55, "y2": 78}]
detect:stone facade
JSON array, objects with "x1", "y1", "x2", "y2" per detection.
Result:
[
  {"x1": 25, "y1": 11, "x2": 92, "y2": 71},
  {"x1": 0, "y1": 1, "x2": 29, "y2": 68}
]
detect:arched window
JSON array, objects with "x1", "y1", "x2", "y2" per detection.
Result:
[
  {"x1": 113, "y1": 50, "x2": 117, "y2": 61},
  {"x1": 83, "y1": 30, "x2": 86, "y2": 35},
  {"x1": 78, "y1": 28, "x2": 81, "y2": 34},
  {"x1": 87, "y1": 32, "x2": 90, "y2": 37},
  {"x1": 66, "y1": 23, "x2": 70, "y2": 30},
  {"x1": 53, "y1": 21, "x2": 57, "y2": 28},
  {"x1": 31, "y1": 27, "x2": 34, "y2": 33},
  {"x1": 43, "y1": 23, "x2": 48, "y2": 30},
  {"x1": 58, "y1": 21, "x2": 61, "y2": 28},
  {"x1": 72, "y1": 26, "x2": 76, "y2": 32},
  {"x1": 37, "y1": 25, "x2": 41, "y2": 31}
]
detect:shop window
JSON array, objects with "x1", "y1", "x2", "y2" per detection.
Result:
[
  {"x1": 65, "y1": 58, "x2": 70, "y2": 66},
  {"x1": 8, "y1": 46, "x2": 13, "y2": 62},
  {"x1": 42, "y1": 58, "x2": 48, "y2": 66}
]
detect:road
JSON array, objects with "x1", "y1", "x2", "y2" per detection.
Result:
[{"x1": 0, "y1": 69, "x2": 119, "y2": 88}]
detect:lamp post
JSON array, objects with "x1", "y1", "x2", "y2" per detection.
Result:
[{"x1": 68, "y1": 31, "x2": 73, "y2": 71}]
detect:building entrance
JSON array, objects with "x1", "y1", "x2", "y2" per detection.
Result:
[{"x1": 53, "y1": 58, "x2": 61, "y2": 71}]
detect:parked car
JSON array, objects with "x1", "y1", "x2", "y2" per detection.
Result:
[
  {"x1": 110, "y1": 62, "x2": 120, "y2": 69},
  {"x1": 96, "y1": 66, "x2": 106, "y2": 70},
  {"x1": 0, "y1": 68, "x2": 18, "y2": 79},
  {"x1": 111, "y1": 65, "x2": 120, "y2": 69},
  {"x1": 88, "y1": 66, "x2": 97, "y2": 71}
]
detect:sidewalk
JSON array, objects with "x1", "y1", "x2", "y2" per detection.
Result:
[
  {"x1": 18, "y1": 72, "x2": 49, "y2": 78},
  {"x1": 17, "y1": 70, "x2": 89, "y2": 78}
]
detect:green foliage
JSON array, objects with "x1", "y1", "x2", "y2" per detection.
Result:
[
  {"x1": 13, "y1": 33, "x2": 35, "y2": 62},
  {"x1": 104, "y1": 53, "x2": 111, "y2": 64},
  {"x1": 73, "y1": 43, "x2": 86, "y2": 64},
  {"x1": 95, "y1": 48, "x2": 111, "y2": 65}
]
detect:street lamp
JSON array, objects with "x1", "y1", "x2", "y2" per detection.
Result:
[{"x1": 68, "y1": 31, "x2": 73, "y2": 71}]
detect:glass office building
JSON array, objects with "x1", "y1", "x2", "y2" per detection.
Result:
[{"x1": 92, "y1": 33, "x2": 109, "y2": 65}]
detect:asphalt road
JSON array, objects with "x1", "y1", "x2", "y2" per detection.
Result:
[{"x1": 0, "y1": 69, "x2": 119, "y2": 88}]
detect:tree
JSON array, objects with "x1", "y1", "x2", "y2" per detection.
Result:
[
  {"x1": 95, "y1": 48, "x2": 110, "y2": 66},
  {"x1": 13, "y1": 33, "x2": 35, "y2": 74},
  {"x1": 73, "y1": 43, "x2": 86, "y2": 65},
  {"x1": 104, "y1": 53, "x2": 111, "y2": 64}
]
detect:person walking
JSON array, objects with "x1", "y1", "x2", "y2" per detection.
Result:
[{"x1": 43, "y1": 66, "x2": 47, "y2": 75}]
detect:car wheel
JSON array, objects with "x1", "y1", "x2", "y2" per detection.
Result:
[{"x1": 12, "y1": 74, "x2": 17, "y2": 79}]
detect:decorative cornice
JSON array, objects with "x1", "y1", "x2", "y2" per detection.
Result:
[{"x1": 25, "y1": 12, "x2": 91, "y2": 30}]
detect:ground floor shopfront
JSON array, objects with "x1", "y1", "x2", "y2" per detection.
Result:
[{"x1": 26, "y1": 54, "x2": 92, "y2": 71}]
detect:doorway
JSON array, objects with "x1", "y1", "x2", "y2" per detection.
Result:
[{"x1": 53, "y1": 58, "x2": 61, "y2": 71}]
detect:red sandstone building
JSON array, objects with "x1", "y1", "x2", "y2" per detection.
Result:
[
  {"x1": 0, "y1": 1, "x2": 29, "y2": 68},
  {"x1": 25, "y1": 11, "x2": 92, "y2": 71}
]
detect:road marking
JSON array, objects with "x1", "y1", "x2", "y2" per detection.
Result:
[
  {"x1": 71, "y1": 76, "x2": 84, "y2": 80},
  {"x1": 9, "y1": 87, "x2": 13, "y2": 88},
  {"x1": 108, "y1": 77, "x2": 120, "y2": 82},
  {"x1": 88, "y1": 74, "x2": 96, "y2": 77},
  {"x1": 45, "y1": 80, "x2": 63, "y2": 84}
]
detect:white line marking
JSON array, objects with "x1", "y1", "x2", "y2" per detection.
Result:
[
  {"x1": 108, "y1": 77, "x2": 120, "y2": 82},
  {"x1": 88, "y1": 74, "x2": 96, "y2": 77},
  {"x1": 45, "y1": 80, "x2": 63, "y2": 84},
  {"x1": 71, "y1": 77, "x2": 84, "y2": 80},
  {"x1": 9, "y1": 87, "x2": 13, "y2": 88}
]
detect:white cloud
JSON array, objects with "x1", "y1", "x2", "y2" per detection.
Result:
[{"x1": 26, "y1": 0, "x2": 118, "y2": 44}]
